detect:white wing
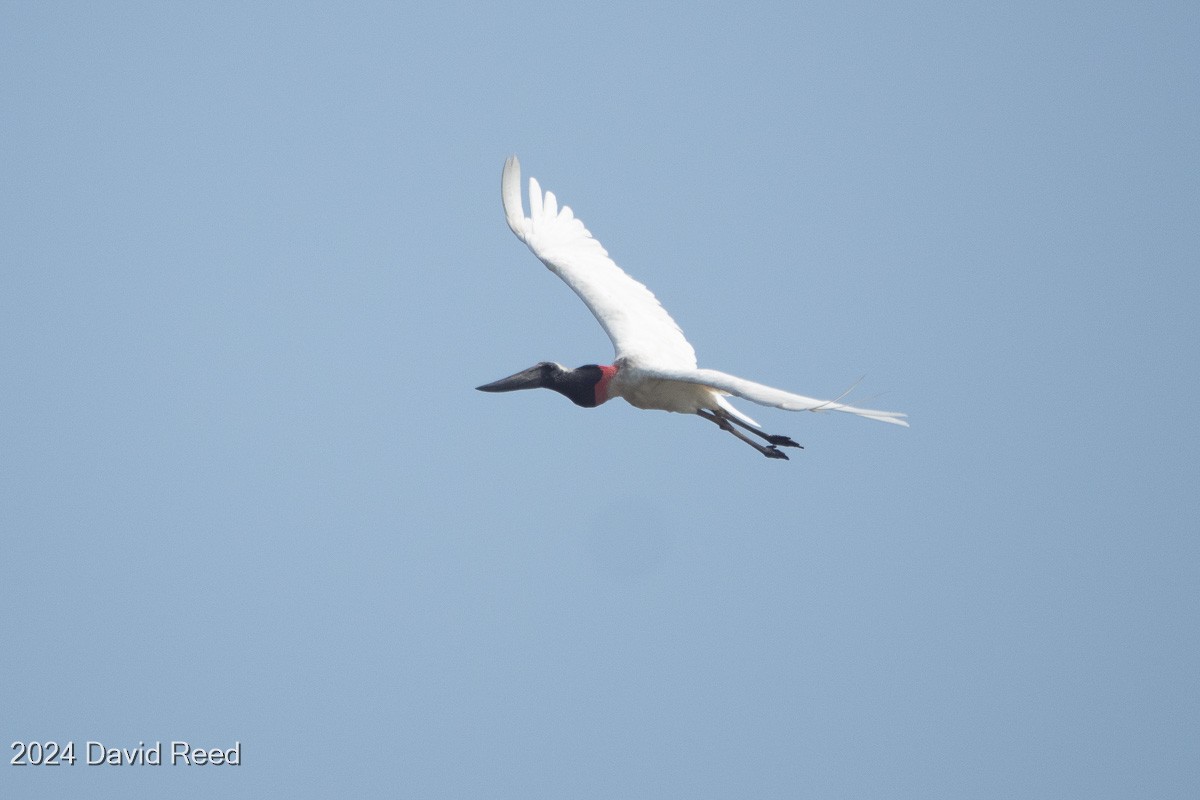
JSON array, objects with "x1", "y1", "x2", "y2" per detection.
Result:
[
  {"x1": 639, "y1": 365, "x2": 910, "y2": 427},
  {"x1": 501, "y1": 156, "x2": 697, "y2": 369}
]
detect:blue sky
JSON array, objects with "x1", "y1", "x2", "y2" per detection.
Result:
[{"x1": 3, "y1": 2, "x2": 1197, "y2": 798}]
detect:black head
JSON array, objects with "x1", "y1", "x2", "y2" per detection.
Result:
[{"x1": 476, "y1": 362, "x2": 605, "y2": 408}]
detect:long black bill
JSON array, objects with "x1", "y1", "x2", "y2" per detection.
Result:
[{"x1": 475, "y1": 364, "x2": 549, "y2": 393}]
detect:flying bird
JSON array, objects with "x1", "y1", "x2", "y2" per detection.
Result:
[{"x1": 477, "y1": 156, "x2": 907, "y2": 459}]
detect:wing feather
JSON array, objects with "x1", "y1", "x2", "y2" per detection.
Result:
[
  {"x1": 640, "y1": 365, "x2": 910, "y2": 427},
  {"x1": 501, "y1": 156, "x2": 697, "y2": 369}
]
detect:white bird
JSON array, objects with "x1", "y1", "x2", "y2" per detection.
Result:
[{"x1": 477, "y1": 156, "x2": 908, "y2": 459}]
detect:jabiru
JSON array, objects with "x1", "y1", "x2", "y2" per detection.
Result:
[{"x1": 478, "y1": 156, "x2": 908, "y2": 460}]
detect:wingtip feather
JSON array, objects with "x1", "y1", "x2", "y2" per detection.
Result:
[
  {"x1": 528, "y1": 176, "x2": 543, "y2": 218},
  {"x1": 819, "y1": 404, "x2": 909, "y2": 427},
  {"x1": 501, "y1": 155, "x2": 525, "y2": 237}
]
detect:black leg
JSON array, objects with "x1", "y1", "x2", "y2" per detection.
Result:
[
  {"x1": 715, "y1": 409, "x2": 803, "y2": 449},
  {"x1": 697, "y1": 410, "x2": 789, "y2": 459}
]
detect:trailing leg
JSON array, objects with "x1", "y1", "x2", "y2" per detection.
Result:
[
  {"x1": 697, "y1": 409, "x2": 789, "y2": 459},
  {"x1": 721, "y1": 411, "x2": 803, "y2": 449}
]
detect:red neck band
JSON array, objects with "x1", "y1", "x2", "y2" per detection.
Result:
[{"x1": 594, "y1": 364, "x2": 618, "y2": 406}]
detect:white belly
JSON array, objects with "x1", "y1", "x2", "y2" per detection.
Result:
[{"x1": 610, "y1": 371, "x2": 721, "y2": 414}]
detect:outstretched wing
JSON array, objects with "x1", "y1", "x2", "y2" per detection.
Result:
[
  {"x1": 640, "y1": 365, "x2": 910, "y2": 427},
  {"x1": 501, "y1": 156, "x2": 697, "y2": 370}
]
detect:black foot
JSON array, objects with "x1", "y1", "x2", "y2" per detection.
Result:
[
  {"x1": 765, "y1": 434, "x2": 803, "y2": 449},
  {"x1": 763, "y1": 446, "x2": 789, "y2": 460}
]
